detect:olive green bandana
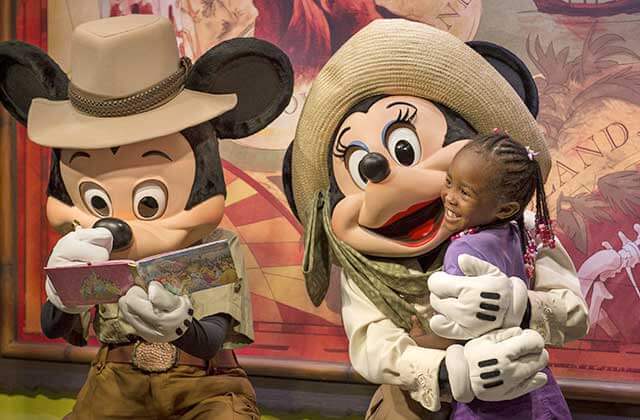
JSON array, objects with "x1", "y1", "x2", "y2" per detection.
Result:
[{"x1": 302, "y1": 190, "x2": 445, "y2": 331}]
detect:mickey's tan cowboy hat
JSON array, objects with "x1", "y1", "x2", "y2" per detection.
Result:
[
  {"x1": 290, "y1": 19, "x2": 550, "y2": 227},
  {"x1": 27, "y1": 15, "x2": 237, "y2": 149}
]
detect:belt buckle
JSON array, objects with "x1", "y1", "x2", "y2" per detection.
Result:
[{"x1": 131, "y1": 342, "x2": 177, "y2": 373}]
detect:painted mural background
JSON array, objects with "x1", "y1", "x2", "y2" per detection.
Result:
[{"x1": 15, "y1": 0, "x2": 640, "y2": 384}]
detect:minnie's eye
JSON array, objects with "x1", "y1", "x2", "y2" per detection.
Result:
[
  {"x1": 387, "y1": 126, "x2": 421, "y2": 166},
  {"x1": 346, "y1": 148, "x2": 369, "y2": 190},
  {"x1": 133, "y1": 180, "x2": 168, "y2": 220},
  {"x1": 80, "y1": 182, "x2": 112, "y2": 217}
]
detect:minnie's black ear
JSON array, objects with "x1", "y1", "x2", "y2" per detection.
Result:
[
  {"x1": 282, "y1": 141, "x2": 299, "y2": 221},
  {"x1": 186, "y1": 38, "x2": 294, "y2": 139},
  {"x1": 0, "y1": 41, "x2": 68, "y2": 126},
  {"x1": 467, "y1": 41, "x2": 539, "y2": 118}
]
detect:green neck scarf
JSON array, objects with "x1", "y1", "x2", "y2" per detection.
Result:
[{"x1": 302, "y1": 190, "x2": 445, "y2": 331}]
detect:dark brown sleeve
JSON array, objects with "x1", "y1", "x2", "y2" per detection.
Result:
[{"x1": 40, "y1": 301, "x2": 87, "y2": 346}]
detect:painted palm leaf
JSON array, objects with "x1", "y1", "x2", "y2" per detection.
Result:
[{"x1": 598, "y1": 170, "x2": 640, "y2": 215}]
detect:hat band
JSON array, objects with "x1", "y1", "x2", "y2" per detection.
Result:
[{"x1": 68, "y1": 57, "x2": 192, "y2": 118}]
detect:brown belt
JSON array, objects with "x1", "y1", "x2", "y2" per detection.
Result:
[{"x1": 105, "y1": 341, "x2": 238, "y2": 373}]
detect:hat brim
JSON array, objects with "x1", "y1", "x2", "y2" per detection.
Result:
[{"x1": 27, "y1": 89, "x2": 237, "y2": 149}]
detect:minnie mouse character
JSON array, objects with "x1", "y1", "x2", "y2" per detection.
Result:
[
  {"x1": 0, "y1": 15, "x2": 292, "y2": 419},
  {"x1": 283, "y1": 19, "x2": 588, "y2": 418}
]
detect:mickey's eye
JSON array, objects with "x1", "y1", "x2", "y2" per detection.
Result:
[
  {"x1": 386, "y1": 126, "x2": 421, "y2": 166},
  {"x1": 80, "y1": 182, "x2": 112, "y2": 217},
  {"x1": 346, "y1": 148, "x2": 369, "y2": 190},
  {"x1": 133, "y1": 180, "x2": 168, "y2": 220}
]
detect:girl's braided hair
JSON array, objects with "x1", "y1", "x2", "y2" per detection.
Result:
[{"x1": 460, "y1": 131, "x2": 554, "y2": 278}]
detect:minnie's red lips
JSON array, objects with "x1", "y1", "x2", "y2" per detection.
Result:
[
  {"x1": 403, "y1": 212, "x2": 443, "y2": 247},
  {"x1": 370, "y1": 199, "x2": 443, "y2": 246},
  {"x1": 381, "y1": 200, "x2": 437, "y2": 228}
]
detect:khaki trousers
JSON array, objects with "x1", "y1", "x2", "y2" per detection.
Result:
[
  {"x1": 65, "y1": 346, "x2": 259, "y2": 420},
  {"x1": 365, "y1": 385, "x2": 452, "y2": 420}
]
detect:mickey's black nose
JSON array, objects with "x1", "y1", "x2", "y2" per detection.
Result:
[
  {"x1": 93, "y1": 218, "x2": 133, "y2": 251},
  {"x1": 359, "y1": 152, "x2": 390, "y2": 183}
]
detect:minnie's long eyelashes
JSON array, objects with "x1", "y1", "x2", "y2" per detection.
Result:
[
  {"x1": 334, "y1": 139, "x2": 368, "y2": 160},
  {"x1": 334, "y1": 137, "x2": 349, "y2": 159},
  {"x1": 334, "y1": 126, "x2": 352, "y2": 159},
  {"x1": 395, "y1": 107, "x2": 417, "y2": 124},
  {"x1": 333, "y1": 105, "x2": 416, "y2": 160}
]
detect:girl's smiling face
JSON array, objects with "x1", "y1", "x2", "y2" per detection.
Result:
[{"x1": 441, "y1": 147, "x2": 521, "y2": 233}]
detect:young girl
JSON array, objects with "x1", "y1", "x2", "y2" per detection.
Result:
[{"x1": 440, "y1": 131, "x2": 571, "y2": 419}]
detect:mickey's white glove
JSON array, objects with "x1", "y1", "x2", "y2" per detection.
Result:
[
  {"x1": 45, "y1": 228, "x2": 113, "y2": 314},
  {"x1": 428, "y1": 255, "x2": 529, "y2": 340},
  {"x1": 118, "y1": 281, "x2": 194, "y2": 343},
  {"x1": 445, "y1": 327, "x2": 548, "y2": 403}
]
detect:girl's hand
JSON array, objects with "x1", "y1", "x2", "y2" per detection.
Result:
[{"x1": 408, "y1": 315, "x2": 462, "y2": 350}]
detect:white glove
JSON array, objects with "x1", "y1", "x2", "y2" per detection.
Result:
[
  {"x1": 118, "y1": 281, "x2": 194, "y2": 343},
  {"x1": 445, "y1": 327, "x2": 548, "y2": 402},
  {"x1": 617, "y1": 226, "x2": 640, "y2": 270},
  {"x1": 428, "y1": 255, "x2": 529, "y2": 340},
  {"x1": 45, "y1": 228, "x2": 113, "y2": 314}
]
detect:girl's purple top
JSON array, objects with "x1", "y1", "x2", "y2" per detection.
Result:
[{"x1": 444, "y1": 223, "x2": 571, "y2": 420}]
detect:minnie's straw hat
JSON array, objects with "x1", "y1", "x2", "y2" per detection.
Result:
[{"x1": 291, "y1": 19, "x2": 550, "y2": 226}]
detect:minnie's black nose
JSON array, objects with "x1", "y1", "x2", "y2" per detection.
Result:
[
  {"x1": 93, "y1": 218, "x2": 133, "y2": 251},
  {"x1": 359, "y1": 152, "x2": 391, "y2": 183}
]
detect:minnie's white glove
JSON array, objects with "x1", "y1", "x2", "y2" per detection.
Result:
[
  {"x1": 445, "y1": 327, "x2": 548, "y2": 403},
  {"x1": 45, "y1": 228, "x2": 113, "y2": 314},
  {"x1": 118, "y1": 281, "x2": 194, "y2": 343},
  {"x1": 428, "y1": 255, "x2": 529, "y2": 340}
]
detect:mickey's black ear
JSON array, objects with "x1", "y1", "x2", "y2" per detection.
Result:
[
  {"x1": 0, "y1": 41, "x2": 68, "y2": 126},
  {"x1": 282, "y1": 141, "x2": 299, "y2": 221},
  {"x1": 467, "y1": 41, "x2": 539, "y2": 118},
  {"x1": 186, "y1": 38, "x2": 294, "y2": 139}
]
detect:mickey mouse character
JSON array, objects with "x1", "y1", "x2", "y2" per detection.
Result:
[
  {"x1": 0, "y1": 15, "x2": 292, "y2": 419},
  {"x1": 283, "y1": 19, "x2": 588, "y2": 418}
]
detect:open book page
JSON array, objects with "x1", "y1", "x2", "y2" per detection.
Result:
[
  {"x1": 136, "y1": 240, "x2": 238, "y2": 295},
  {"x1": 45, "y1": 240, "x2": 238, "y2": 306},
  {"x1": 45, "y1": 260, "x2": 136, "y2": 306}
]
